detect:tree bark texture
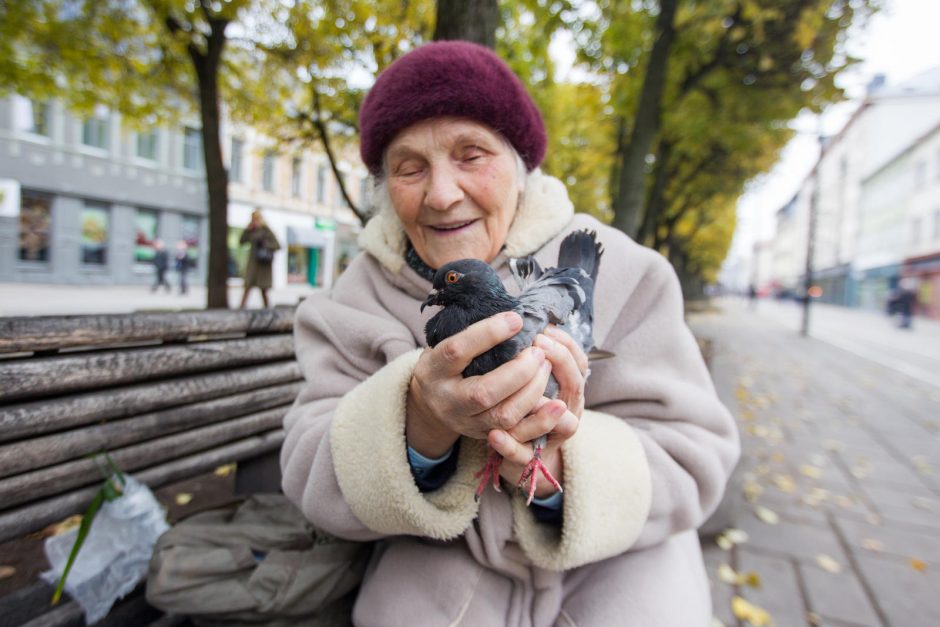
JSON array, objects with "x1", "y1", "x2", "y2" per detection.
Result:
[
  {"x1": 433, "y1": 0, "x2": 499, "y2": 48},
  {"x1": 611, "y1": 0, "x2": 679, "y2": 240},
  {"x1": 184, "y1": 8, "x2": 231, "y2": 309}
]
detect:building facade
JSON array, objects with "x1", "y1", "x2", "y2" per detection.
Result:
[{"x1": 0, "y1": 95, "x2": 369, "y2": 291}]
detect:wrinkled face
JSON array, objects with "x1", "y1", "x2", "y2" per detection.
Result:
[{"x1": 384, "y1": 117, "x2": 522, "y2": 269}]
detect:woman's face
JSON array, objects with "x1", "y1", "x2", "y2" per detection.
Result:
[{"x1": 384, "y1": 117, "x2": 522, "y2": 269}]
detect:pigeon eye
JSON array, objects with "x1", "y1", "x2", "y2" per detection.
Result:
[{"x1": 445, "y1": 271, "x2": 460, "y2": 284}]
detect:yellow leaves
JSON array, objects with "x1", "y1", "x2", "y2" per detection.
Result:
[
  {"x1": 0, "y1": 565, "x2": 15, "y2": 581},
  {"x1": 910, "y1": 558, "x2": 927, "y2": 573},
  {"x1": 174, "y1": 492, "x2": 194, "y2": 506},
  {"x1": 799, "y1": 465, "x2": 822, "y2": 479},
  {"x1": 716, "y1": 528, "x2": 750, "y2": 551},
  {"x1": 717, "y1": 563, "x2": 761, "y2": 588},
  {"x1": 772, "y1": 474, "x2": 795, "y2": 493},
  {"x1": 732, "y1": 596, "x2": 773, "y2": 626},
  {"x1": 214, "y1": 463, "x2": 237, "y2": 477},
  {"x1": 861, "y1": 538, "x2": 883, "y2": 553},
  {"x1": 754, "y1": 506, "x2": 779, "y2": 525},
  {"x1": 815, "y1": 554, "x2": 842, "y2": 574},
  {"x1": 44, "y1": 515, "x2": 82, "y2": 537}
]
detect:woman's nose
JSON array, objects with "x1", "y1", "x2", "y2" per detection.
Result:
[{"x1": 424, "y1": 165, "x2": 465, "y2": 211}]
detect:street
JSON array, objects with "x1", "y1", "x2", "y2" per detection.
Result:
[{"x1": 689, "y1": 299, "x2": 940, "y2": 626}]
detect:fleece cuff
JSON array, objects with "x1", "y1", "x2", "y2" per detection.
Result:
[
  {"x1": 330, "y1": 349, "x2": 488, "y2": 539},
  {"x1": 512, "y1": 409, "x2": 652, "y2": 571}
]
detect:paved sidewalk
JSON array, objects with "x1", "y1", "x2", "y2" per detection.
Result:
[
  {"x1": 0, "y1": 282, "x2": 319, "y2": 316},
  {"x1": 689, "y1": 301, "x2": 940, "y2": 626}
]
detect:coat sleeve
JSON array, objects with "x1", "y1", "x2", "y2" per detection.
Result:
[
  {"x1": 280, "y1": 270, "x2": 486, "y2": 542},
  {"x1": 512, "y1": 236, "x2": 739, "y2": 571}
]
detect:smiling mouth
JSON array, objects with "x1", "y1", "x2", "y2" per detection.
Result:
[{"x1": 428, "y1": 219, "x2": 477, "y2": 233}]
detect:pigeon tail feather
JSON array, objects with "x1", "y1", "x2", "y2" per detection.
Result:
[{"x1": 557, "y1": 229, "x2": 604, "y2": 284}]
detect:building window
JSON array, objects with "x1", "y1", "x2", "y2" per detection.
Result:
[
  {"x1": 18, "y1": 192, "x2": 52, "y2": 263},
  {"x1": 136, "y1": 130, "x2": 158, "y2": 161},
  {"x1": 181, "y1": 215, "x2": 201, "y2": 265},
  {"x1": 316, "y1": 164, "x2": 326, "y2": 203},
  {"x1": 82, "y1": 107, "x2": 109, "y2": 150},
  {"x1": 230, "y1": 138, "x2": 244, "y2": 183},
  {"x1": 81, "y1": 202, "x2": 110, "y2": 265},
  {"x1": 29, "y1": 100, "x2": 50, "y2": 136},
  {"x1": 914, "y1": 160, "x2": 927, "y2": 190},
  {"x1": 134, "y1": 208, "x2": 158, "y2": 264},
  {"x1": 183, "y1": 127, "x2": 201, "y2": 171},
  {"x1": 262, "y1": 151, "x2": 276, "y2": 192},
  {"x1": 291, "y1": 157, "x2": 302, "y2": 197},
  {"x1": 934, "y1": 209, "x2": 940, "y2": 241}
]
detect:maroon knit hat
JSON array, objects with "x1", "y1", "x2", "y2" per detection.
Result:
[{"x1": 359, "y1": 41, "x2": 546, "y2": 175}]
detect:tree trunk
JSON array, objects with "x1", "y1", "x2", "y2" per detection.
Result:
[
  {"x1": 190, "y1": 19, "x2": 230, "y2": 309},
  {"x1": 637, "y1": 138, "x2": 673, "y2": 246},
  {"x1": 611, "y1": 0, "x2": 679, "y2": 240},
  {"x1": 433, "y1": 0, "x2": 499, "y2": 48}
]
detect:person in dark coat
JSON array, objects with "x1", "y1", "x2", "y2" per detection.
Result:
[
  {"x1": 239, "y1": 209, "x2": 280, "y2": 309},
  {"x1": 151, "y1": 239, "x2": 171, "y2": 293},
  {"x1": 175, "y1": 240, "x2": 191, "y2": 295},
  {"x1": 893, "y1": 278, "x2": 918, "y2": 329}
]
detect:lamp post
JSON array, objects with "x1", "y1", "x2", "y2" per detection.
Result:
[{"x1": 800, "y1": 120, "x2": 825, "y2": 338}]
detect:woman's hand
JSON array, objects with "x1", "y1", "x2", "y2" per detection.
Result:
[
  {"x1": 489, "y1": 327, "x2": 589, "y2": 497},
  {"x1": 406, "y1": 312, "x2": 552, "y2": 458}
]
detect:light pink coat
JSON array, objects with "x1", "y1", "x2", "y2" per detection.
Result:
[{"x1": 281, "y1": 170, "x2": 739, "y2": 626}]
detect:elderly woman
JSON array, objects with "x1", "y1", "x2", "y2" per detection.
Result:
[{"x1": 281, "y1": 41, "x2": 739, "y2": 626}]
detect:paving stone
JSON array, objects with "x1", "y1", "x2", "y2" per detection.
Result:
[
  {"x1": 833, "y1": 517, "x2": 940, "y2": 565},
  {"x1": 736, "y1": 513, "x2": 848, "y2": 564},
  {"x1": 736, "y1": 548, "x2": 808, "y2": 627},
  {"x1": 799, "y1": 562, "x2": 882, "y2": 626},
  {"x1": 700, "y1": 540, "x2": 737, "y2": 627},
  {"x1": 853, "y1": 552, "x2": 940, "y2": 626},
  {"x1": 858, "y1": 483, "x2": 940, "y2": 529}
]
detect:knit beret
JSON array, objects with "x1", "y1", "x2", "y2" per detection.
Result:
[{"x1": 359, "y1": 41, "x2": 546, "y2": 175}]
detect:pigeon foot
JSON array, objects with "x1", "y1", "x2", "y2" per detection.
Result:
[
  {"x1": 474, "y1": 450, "x2": 503, "y2": 501},
  {"x1": 518, "y1": 445, "x2": 563, "y2": 506}
]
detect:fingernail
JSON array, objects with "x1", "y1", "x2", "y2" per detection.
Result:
[
  {"x1": 550, "y1": 403, "x2": 566, "y2": 417},
  {"x1": 541, "y1": 360, "x2": 552, "y2": 373},
  {"x1": 503, "y1": 312, "x2": 522, "y2": 330}
]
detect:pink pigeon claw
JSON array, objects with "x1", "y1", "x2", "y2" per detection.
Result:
[
  {"x1": 517, "y1": 440, "x2": 563, "y2": 506},
  {"x1": 474, "y1": 450, "x2": 504, "y2": 500}
]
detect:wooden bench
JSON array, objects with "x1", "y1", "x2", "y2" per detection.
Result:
[{"x1": 0, "y1": 308, "x2": 301, "y2": 626}]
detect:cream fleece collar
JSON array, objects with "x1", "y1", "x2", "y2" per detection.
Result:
[{"x1": 358, "y1": 169, "x2": 575, "y2": 274}]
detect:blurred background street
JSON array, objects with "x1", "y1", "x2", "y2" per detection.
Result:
[{"x1": 690, "y1": 299, "x2": 940, "y2": 627}]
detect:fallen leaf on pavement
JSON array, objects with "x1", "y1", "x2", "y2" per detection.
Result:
[
  {"x1": 214, "y1": 463, "x2": 237, "y2": 477},
  {"x1": 910, "y1": 558, "x2": 927, "y2": 573},
  {"x1": 807, "y1": 611, "x2": 822, "y2": 625},
  {"x1": 710, "y1": 617, "x2": 726, "y2": 627},
  {"x1": 717, "y1": 564, "x2": 761, "y2": 588},
  {"x1": 732, "y1": 596, "x2": 773, "y2": 626},
  {"x1": 773, "y1": 474, "x2": 795, "y2": 493},
  {"x1": 799, "y1": 465, "x2": 822, "y2": 479},
  {"x1": 175, "y1": 492, "x2": 194, "y2": 506},
  {"x1": 43, "y1": 515, "x2": 83, "y2": 537},
  {"x1": 718, "y1": 563, "x2": 738, "y2": 584},
  {"x1": 911, "y1": 497, "x2": 934, "y2": 511},
  {"x1": 816, "y1": 554, "x2": 842, "y2": 573},
  {"x1": 0, "y1": 565, "x2": 15, "y2": 580},
  {"x1": 725, "y1": 529, "x2": 750, "y2": 544},
  {"x1": 755, "y1": 506, "x2": 779, "y2": 525},
  {"x1": 861, "y1": 538, "x2": 884, "y2": 552}
]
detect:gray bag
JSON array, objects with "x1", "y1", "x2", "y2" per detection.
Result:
[{"x1": 146, "y1": 494, "x2": 370, "y2": 626}]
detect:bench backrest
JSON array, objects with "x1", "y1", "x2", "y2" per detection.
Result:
[{"x1": 0, "y1": 308, "x2": 301, "y2": 545}]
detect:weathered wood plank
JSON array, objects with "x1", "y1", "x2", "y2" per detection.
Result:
[
  {"x1": 0, "y1": 430, "x2": 284, "y2": 544},
  {"x1": 0, "y1": 385, "x2": 300, "y2": 478},
  {"x1": 0, "y1": 307, "x2": 296, "y2": 354},
  {"x1": 0, "y1": 361, "x2": 301, "y2": 443},
  {"x1": 0, "y1": 406, "x2": 287, "y2": 506},
  {"x1": 0, "y1": 335, "x2": 295, "y2": 402}
]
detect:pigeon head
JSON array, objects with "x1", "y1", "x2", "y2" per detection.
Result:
[{"x1": 421, "y1": 259, "x2": 506, "y2": 312}]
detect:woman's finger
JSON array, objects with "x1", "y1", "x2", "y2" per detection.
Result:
[
  {"x1": 533, "y1": 333, "x2": 585, "y2": 409},
  {"x1": 475, "y1": 358, "x2": 552, "y2": 430},
  {"x1": 459, "y1": 346, "x2": 546, "y2": 414},
  {"x1": 507, "y1": 398, "x2": 566, "y2": 443},
  {"x1": 428, "y1": 312, "x2": 523, "y2": 377},
  {"x1": 544, "y1": 326, "x2": 589, "y2": 376}
]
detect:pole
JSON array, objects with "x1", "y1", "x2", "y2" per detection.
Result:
[{"x1": 801, "y1": 124, "x2": 824, "y2": 337}]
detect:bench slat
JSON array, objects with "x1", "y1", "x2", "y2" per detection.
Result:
[
  {"x1": 0, "y1": 406, "x2": 287, "y2": 507},
  {"x1": 0, "y1": 308, "x2": 295, "y2": 354},
  {"x1": 0, "y1": 361, "x2": 301, "y2": 443},
  {"x1": 0, "y1": 385, "x2": 300, "y2": 479},
  {"x1": 0, "y1": 430, "x2": 285, "y2": 545},
  {"x1": 0, "y1": 335, "x2": 295, "y2": 403}
]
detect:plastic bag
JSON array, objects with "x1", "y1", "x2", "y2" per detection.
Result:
[{"x1": 41, "y1": 476, "x2": 169, "y2": 624}]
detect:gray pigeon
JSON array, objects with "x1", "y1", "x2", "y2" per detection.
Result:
[{"x1": 422, "y1": 229, "x2": 604, "y2": 504}]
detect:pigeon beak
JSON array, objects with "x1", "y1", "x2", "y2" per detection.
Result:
[{"x1": 421, "y1": 291, "x2": 440, "y2": 313}]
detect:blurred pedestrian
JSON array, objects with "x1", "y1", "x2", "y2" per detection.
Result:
[
  {"x1": 151, "y1": 239, "x2": 171, "y2": 293},
  {"x1": 894, "y1": 277, "x2": 918, "y2": 329},
  {"x1": 748, "y1": 284, "x2": 757, "y2": 309},
  {"x1": 175, "y1": 240, "x2": 191, "y2": 295},
  {"x1": 239, "y1": 209, "x2": 280, "y2": 309}
]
